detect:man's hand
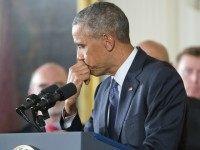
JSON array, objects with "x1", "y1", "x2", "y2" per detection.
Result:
[{"x1": 64, "y1": 60, "x2": 90, "y2": 115}]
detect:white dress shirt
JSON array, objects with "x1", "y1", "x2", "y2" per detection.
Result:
[
  {"x1": 112, "y1": 47, "x2": 138, "y2": 98},
  {"x1": 63, "y1": 47, "x2": 138, "y2": 128}
]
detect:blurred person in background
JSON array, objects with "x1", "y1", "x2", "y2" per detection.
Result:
[
  {"x1": 176, "y1": 47, "x2": 200, "y2": 149},
  {"x1": 21, "y1": 62, "x2": 68, "y2": 132},
  {"x1": 139, "y1": 40, "x2": 169, "y2": 62},
  {"x1": 176, "y1": 47, "x2": 200, "y2": 100}
]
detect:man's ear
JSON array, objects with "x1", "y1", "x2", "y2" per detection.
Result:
[{"x1": 102, "y1": 34, "x2": 115, "y2": 52}]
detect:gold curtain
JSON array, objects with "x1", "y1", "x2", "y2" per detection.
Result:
[
  {"x1": 77, "y1": 0, "x2": 100, "y2": 123},
  {"x1": 77, "y1": 0, "x2": 98, "y2": 11}
]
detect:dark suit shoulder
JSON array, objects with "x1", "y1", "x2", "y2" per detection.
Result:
[
  {"x1": 186, "y1": 97, "x2": 200, "y2": 149},
  {"x1": 187, "y1": 97, "x2": 200, "y2": 109},
  {"x1": 138, "y1": 57, "x2": 187, "y2": 108},
  {"x1": 139, "y1": 57, "x2": 182, "y2": 86},
  {"x1": 145, "y1": 56, "x2": 175, "y2": 73}
]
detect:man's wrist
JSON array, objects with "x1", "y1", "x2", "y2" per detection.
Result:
[
  {"x1": 62, "y1": 107, "x2": 77, "y2": 118},
  {"x1": 61, "y1": 108, "x2": 77, "y2": 129}
]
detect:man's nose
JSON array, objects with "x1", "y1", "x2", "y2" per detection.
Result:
[{"x1": 77, "y1": 50, "x2": 85, "y2": 61}]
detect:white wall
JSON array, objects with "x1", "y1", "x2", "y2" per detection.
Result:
[
  {"x1": 106, "y1": 0, "x2": 200, "y2": 63},
  {"x1": 178, "y1": 0, "x2": 200, "y2": 49}
]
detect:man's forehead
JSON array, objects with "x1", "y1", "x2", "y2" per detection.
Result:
[
  {"x1": 72, "y1": 24, "x2": 83, "y2": 34},
  {"x1": 178, "y1": 55, "x2": 200, "y2": 70},
  {"x1": 182, "y1": 54, "x2": 200, "y2": 59},
  {"x1": 180, "y1": 55, "x2": 200, "y2": 64},
  {"x1": 32, "y1": 72, "x2": 65, "y2": 85},
  {"x1": 33, "y1": 79, "x2": 65, "y2": 86},
  {"x1": 72, "y1": 24, "x2": 92, "y2": 37},
  {"x1": 36, "y1": 81, "x2": 65, "y2": 87}
]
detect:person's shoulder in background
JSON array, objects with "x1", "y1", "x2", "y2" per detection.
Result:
[{"x1": 185, "y1": 97, "x2": 200, "y2": 150}]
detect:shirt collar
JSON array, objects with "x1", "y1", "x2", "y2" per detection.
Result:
[{"x1": 113, "y1": 47, "x2": 138, "y2": 87}]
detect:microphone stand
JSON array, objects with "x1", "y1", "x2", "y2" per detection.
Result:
[
  {"x1": 16, "y1": 92, "x2": 56, "y2": 132},
  {"x1": 31, "y1": 107, "x2": 46, "y2": 132},
  {"x1": 16, "y1": 107, "x2": 43, "y2": 132}
]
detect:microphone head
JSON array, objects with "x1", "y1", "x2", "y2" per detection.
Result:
[
  {"x1": 38, "y1": 84, "x2": 59, "y2": 97},
  {"x1": 56, "y1": 83, "x2": 77, "y2": 100},
  {"x1": 22, "y1": 94, "x2": 40, "y2": 109}
]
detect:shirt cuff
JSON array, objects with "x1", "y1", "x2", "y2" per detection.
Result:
[{"x1": 62, "y1": 109, "x2": 77, "y2": 128}]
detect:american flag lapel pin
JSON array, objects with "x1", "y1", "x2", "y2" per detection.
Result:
[{"x1": 128, "y1": 86, "x2": 133, "y2": 91}]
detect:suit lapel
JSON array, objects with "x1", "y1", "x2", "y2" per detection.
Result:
[
  {"x1": 115, "y1": 47, "x2": 148, "y2": 140},
  {"x1": 115, "y1": 73, "x2": 139, "y2": 140},
  {"x1": 98, "y1": 77, "x2": 111, "y2": 136}
]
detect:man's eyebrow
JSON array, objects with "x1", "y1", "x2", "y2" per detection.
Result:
[{"x1": 77, "y1": 43, "x2": 85, "y2": 46}]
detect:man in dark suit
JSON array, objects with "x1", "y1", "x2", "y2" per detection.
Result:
[
  {"x1": 62, "y1": 2, "x2": 186, "y2": 149},
  {"x1": 184, "y1": 97, "x2": 200, "y2": 150},
  {"x1": 176, "y1": 47, "x2": 200, "y2": 100},
  {"x1": 175, "y1": 47, "x2": 200, "y2": 149}
]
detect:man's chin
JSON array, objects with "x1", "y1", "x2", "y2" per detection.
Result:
[{"x1": 90, "y1": 69, "x2": 104, "y2": 76}]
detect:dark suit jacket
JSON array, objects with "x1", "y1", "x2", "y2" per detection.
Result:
[
  {"x1": 65, "y1": 48, "x2": 187, "y2": 150},
  {"x1": 184, "y1": 97, "x2": 200, "y2": 150}
]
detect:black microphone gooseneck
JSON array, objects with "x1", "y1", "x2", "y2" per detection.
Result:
[
  {"x1": 16, "y1": 83, "x2": 77, "y2": 132},
  {"x1": 16, "y1": 84, "x2": 59, "y2": 132},
  {"x1": 37, "y1": 82, "x2": 77, "y2": 109}
]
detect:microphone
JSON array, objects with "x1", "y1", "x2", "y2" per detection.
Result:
[
  {"x1": 37, "y1": 82, "x2": 77, "y2": 109},
  {"x1": 16, "y1": 83, "x2": 77, "y2": 132},
  {"x1": 39, "y1": 84, "x2": 59, "y2": 96},
  {"x1": 20, "y1": 84, "x2": 59, "y2": 110}
]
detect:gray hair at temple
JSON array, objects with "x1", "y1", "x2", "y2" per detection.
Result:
[{"x1": 72, "y1": 2, "x2": 130, "y2": 43}]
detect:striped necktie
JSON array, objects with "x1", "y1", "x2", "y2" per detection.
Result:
[{"x1": 108, "y1": 78, "x2": 119, "y2": 140}]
